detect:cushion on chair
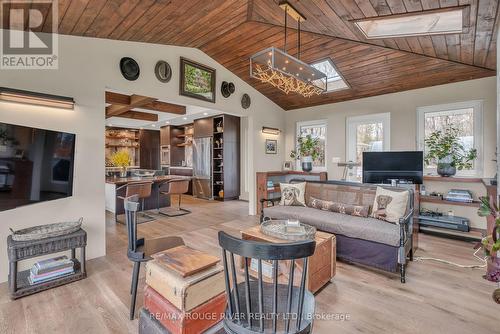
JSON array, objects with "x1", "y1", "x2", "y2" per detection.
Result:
[{"x1": 263, "y1": 205, "x2": 400, "y2": 247}]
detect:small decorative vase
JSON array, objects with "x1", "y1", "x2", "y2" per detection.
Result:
[
  {"x1": 301, "y1": 156, "x2": 313, "y2": 172},
  {"x1": 120, "y1": 167, "x2": 127, "y2": 178},
  {"x1": 437, "y1": 155, "x2": 456, "y2": 177}
]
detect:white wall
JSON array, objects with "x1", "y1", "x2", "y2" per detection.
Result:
[
  {"x1": 285, "y1": 77, "x2": 497, "y2": 179},
  {"x1": 0, "y1": 32, "x2": 285, "y2": 282}
]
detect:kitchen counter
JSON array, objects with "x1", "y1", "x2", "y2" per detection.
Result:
[
  {"x1": 105, "y1": 175, "x2": 190, "y2": 185},
  {"x1": 105, "y1": 175, "x2": 192, "y2": 216},
  {"x1": 168, "y1": 166, "x2": 193, "y2": 170}
]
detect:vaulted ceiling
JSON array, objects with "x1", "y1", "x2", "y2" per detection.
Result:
[{"x1": 3, "y1": 0, "x2": 498, "y2": 110}]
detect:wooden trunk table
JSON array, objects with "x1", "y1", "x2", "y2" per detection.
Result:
[{"x1": 241, "y1": 225, "x2": 336, "y2": 294}]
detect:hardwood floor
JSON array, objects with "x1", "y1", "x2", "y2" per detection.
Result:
[{"x1": 0, "y1": 197, "x2": 498, "y2": 334}]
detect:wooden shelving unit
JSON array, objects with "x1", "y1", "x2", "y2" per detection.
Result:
[
  {"x1": 423, "y1": 175, "x2": 483, "y2": 183},
  {"x1": 420, "y1": 195, "x2": 480, "y2": 207},
  {"x1": 211, "y1": 114, "x2": 240, "y2": 201},
  {"x1": 105, "y1": 128, "x2": 140, "y2": 166}
]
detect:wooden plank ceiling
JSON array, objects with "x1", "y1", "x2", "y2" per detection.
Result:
[{"x1": 5, "y1": 0, "x2": 498, "y2": 110}]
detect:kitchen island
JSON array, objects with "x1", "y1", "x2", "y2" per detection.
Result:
[{"x1": 105, "y1": 175, "x2": 191, "y2": 220}]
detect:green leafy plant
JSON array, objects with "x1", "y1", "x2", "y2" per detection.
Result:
[
  {"x1": 424, "y1": 127, "x2": 477, "y2": 170},
  {"x1": 477, "y1": 197, "x2": 500, "y2": 256},
  {"x1": 290, "y1": 134, "x2": 321, "y2": 161}
]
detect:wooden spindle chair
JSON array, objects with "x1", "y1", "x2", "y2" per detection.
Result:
[
  {"x1": 124, "y1": 195, "x2": 185, "y2": 320},
  {"x1": 218, "y1": 231, "x2": 316, "y2": 334}
]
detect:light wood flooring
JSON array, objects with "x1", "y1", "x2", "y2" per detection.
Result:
[{"x1": 0, "y1": 197, "x2": 498, "y2": 334}]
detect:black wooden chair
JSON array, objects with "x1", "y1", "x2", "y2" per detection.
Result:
[
  {"x1": 218, "y1": 231, "x2": 316, "y2": 334},
  {"x1": 124, "y1": 195, "x2": 185, "y2": 320}
]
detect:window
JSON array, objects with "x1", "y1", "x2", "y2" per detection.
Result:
[
  {"x1": 346, "y1": 113, "x2": 390, "y2": 180},
  {"x1": 310, "y1": 59, "x2": 349, "y2": 93},
  {"x1": 417, "y1": 101, "x2": 483, "y2": 176},
  {"x1": 354, "y1": 7, "x2": 464, "y2": 39},
  {"x1": 296, "y1": 120, "x2": 327, "y2": 170}
]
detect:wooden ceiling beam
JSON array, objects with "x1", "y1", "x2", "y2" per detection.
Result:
[
  {"x1": 106, "y1": 94, "x2": 157, "y2": 118},
  {"x1": 112, "y1": 110, "x2": 159, "y2": 122},
  {"x1": 105, "y1": 91, "x2": 186, "y2": 116}
]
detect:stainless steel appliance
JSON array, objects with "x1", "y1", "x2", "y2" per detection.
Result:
[{"x1": 193, "y1": 137, "x2": 212, "y2": 199}]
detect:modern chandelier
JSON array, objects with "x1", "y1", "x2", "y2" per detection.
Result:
[{"x1": 249, "y1": 1, "x2": 327, "y2": 98}]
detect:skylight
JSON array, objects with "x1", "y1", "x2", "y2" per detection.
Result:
[
  {"x1": 353, "y1": 7, "x2": 464, "y2": 39},
  {"x1": 311, "y1": 59, "x2": 349, "y2": 93}
]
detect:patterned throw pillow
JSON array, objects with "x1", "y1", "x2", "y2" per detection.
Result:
[
  {"x1": 309, "y1": 197, "x2": 370, "y2": 218},
  {"x1": 279, "y1": 182, "x2": 306, "y2": 207},
  {"x1": 371, "y1": 187, "x2": 409, "y2": 224}
]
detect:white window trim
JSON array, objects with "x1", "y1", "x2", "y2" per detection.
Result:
[
  {"x1": 295, "y1": 119, "x2": 327, "y2": 172},
  {"x1": 416, "y1": 100, "x2": 484, "y2": 177},
  {"x1": 346, "y1": 112, "x2": 391, "y2": 163}
]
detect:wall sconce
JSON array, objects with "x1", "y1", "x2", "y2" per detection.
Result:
[
  {"x1": 0, "y1": 87, "x2": 75, "y2": 110},
  {"x1": 262, "y1": 126, "x2": 281, "y2": 135}
]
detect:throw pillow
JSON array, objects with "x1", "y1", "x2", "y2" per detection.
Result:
[
  {"x1": 371, "y1": 187, "x2": 409, "y2": 224},
  {"x1": 309, "y1": 196, "x2": 370, "y2": 218},
  {"x1": 279, "y1": 182, "x2": 306, "y2": 207}
]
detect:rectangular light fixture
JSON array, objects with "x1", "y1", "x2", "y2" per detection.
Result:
[
  {"x1": 0, "y1": 87, "x2": 75, "y2": 109},
  {"x1": 262, "y1": 126, "x2": 281, "y2": 135},
  {"x1": 352, "y1": 7, "x2": 466, "y2": 39}
]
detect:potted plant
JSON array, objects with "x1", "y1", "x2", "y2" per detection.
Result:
[
  {"x1": 424, "y1": 127, "x2": 477, "y2": 177},
  {"x1": 290, "y1": 134, "x2": 321, "y2": 172},
  {"x1": 110, "y1": 150, "x2": 131, "y2": 178},
  {"x1": 477, "y1": 196, "x2": 500, "y2": 303}
]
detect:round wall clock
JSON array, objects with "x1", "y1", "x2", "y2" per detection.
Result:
[
  {"x1": 241, "y1": 93, "x2": 251, "y2": 109},
  {"x1": 155, "y1": 60, "x2": 172, "y2": 83},
  {"x1": 120, "y1": 57, "x2": 140, "y2": 81}
]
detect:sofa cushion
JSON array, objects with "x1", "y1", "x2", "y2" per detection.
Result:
[
  {"x1": 309, "y1": 196, "x2": 370, "y2": 218},
  {"x1": 279, "y1": 182, "x2": 306, "y2": 207},
  {"x1": 263, "y1": 205, "x2": 400, "y2": 247},
  {"x1": 372, "y1": 186, "x2": 409, "y2": 224}
]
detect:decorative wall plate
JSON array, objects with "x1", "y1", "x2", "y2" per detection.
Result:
[
  {"x1": 221, "y1": 81, "x2": 235, "y2": 98},
  {"x1": 241, "y1": 93, "x2": 251, "y2": 109},
  {"x1": 155, "y1": 60, "x2": 172, "y2": 83},
  {"x1": 120, "y1": 57, "x2": 140, "y2": 81}
]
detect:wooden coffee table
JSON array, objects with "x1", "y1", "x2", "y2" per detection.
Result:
[{"x1": 241, "y1": 225, "x2": 336, "y2": 294}]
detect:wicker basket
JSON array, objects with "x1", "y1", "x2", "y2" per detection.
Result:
[{"x1": 10, "y1": 218, "x2": 83, "y2": 241}]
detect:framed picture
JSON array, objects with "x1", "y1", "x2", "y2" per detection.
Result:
[
  {"x1": 180, "y1": 57, "x2": 216, "y2": 103},
  {"x1": 283, "y1": 161, "x2": 293, "y2": 170},
  {"x1": 265, "y1": 139, "x2": 277, "y2": 154}
]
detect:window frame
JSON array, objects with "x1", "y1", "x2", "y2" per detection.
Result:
[
  {"x1": 346, "y1": 112, "x2": 391, "y2": 164},
  {"x1": 416, "y1": 100, "x2": 483, "y2": 177},
  {"x1": 295, "y1": 119, "x2": 328, "y2": 172}
]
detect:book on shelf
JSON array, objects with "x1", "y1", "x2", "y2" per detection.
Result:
[
  {"x1": 32, "y1": 256, "x2": 74, "y2": 275},
  {"x1": 267, "y1": 180, "x2": 274, "y2": 191},
  {"x1": 28, "y1": 267, "x2": 75, "y2": 285}
]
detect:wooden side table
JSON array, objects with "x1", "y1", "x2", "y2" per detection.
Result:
[
  {"x1": 241, "y1": 225, "x2": 336, "y2": 294},
  {"x1": 7, "y1": 228, "x2": 87, "y2": 299}
]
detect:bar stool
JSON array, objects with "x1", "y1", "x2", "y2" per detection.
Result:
[
  {"x1": 158, "y1": 178, "x2": 191, "y2": 217},
  {"x1": 116, "y1": 180, "x2": 155, "y2": 224},
  {"x1": 124, "y1": 195, "x2": 185, "y2": 319}
]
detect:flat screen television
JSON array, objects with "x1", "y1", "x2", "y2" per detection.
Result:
[
  {"x1": 0, "y1": 122, "x2": 75, "y2": 211},
  {"x1": 362, "y1": 151, "x2": 423, "y2": 184}
]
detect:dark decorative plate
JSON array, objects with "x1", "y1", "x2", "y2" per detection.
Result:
[
  {"x1": 221, "y1": 81, "x2": 235, "y2": 98},
  {"x1": 155, "y1": 60, "x2": 172, "y2": 83},
  {"x1": 120, "y1": 57, "x2": 140, "y2": 81},
  {"x1": 241, "y1": 93, "x2": 251, "y2": 109}
]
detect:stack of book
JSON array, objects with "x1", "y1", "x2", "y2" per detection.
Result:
[
  {"x1": 140, "y1": 245, "x2": 226, "y2": 334},
  {"x1": 29, "y1": 256, "x2": 74, "y2": 285}
]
